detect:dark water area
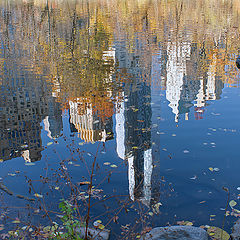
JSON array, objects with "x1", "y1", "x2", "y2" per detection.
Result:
[{"x1": 0, "y1": 0, "x2": 240, "y2": 238}]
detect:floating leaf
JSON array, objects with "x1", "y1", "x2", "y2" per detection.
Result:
[
  {"x1": 183, "y1": 150, "x2": 189, "y2": 153},
  {"x1": 34, "y1": 193, "x2": 43, "y2": 198},
  {"x1": 93, "y1": 220, "x2": 101, "y2": 227},
  {"x1": 8, "y1": 173, "x2": 16, "y2": 176},
  {"x1": 209, "y1": 167, "x2": 214, "y2": 172},
  {"x1": 98, "y1": 224, "x2": 105, "y2": 230},
  {"x1": 113, "y1": 216, "x2": 119, "y2": 223},
  {"x1": 177, "y1": 221, "x2": 193, "y2": 226},
  {"x1": 47, "y1": 142, "x2": 53, "y2": 146},
  {"x1": 152, "y1": 202, "x2": 162, "y2": 214},
  {"x1": 79, "y1": 181, "x2": 91, "y2": 186},
  {"x1": 25, "y1": 162, "x2": 35, "y2": 166},
  {"x1": 207, "y1": 226, "x2": 230, "y2": 240},
  {"x1": 55, "y1": 187, "x2": 59, "y2": 190},
  {"x1": 190, "y1": 175, "x2": 197, "y2": 180},
  {"x1": 213, "y1": 168, "x2": 220, "y2": 172},
  {"x1": 12, "y1": 220, "x2": 20, "y2": 224},
  {"x1": 223, "y1": 187, "x2": 229, "y2": 192},
  {"x1": 110, "y1": 164, "x2": 117, "y2": 168},
  {"x1": 234, "y1": 208, "x2": 240, "y2": 214},
  {"x1": 148, "y1": 212, "x2": 153, "y2": 216},
  {"x1": 229, "y1": 200, "x2": 237, "y2": 208},
  {"x1": 104, "y1": 162, "x2": 110, "y2": 165}
]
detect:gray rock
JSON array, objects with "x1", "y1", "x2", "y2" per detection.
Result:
[
  {"x1": 231, "y1": 219, "x2": 240, "y2": 240},
  {"x1": 140, "y1": 226, "x2": 208, "y2": 240},
  {"x1": 76, "y1": 227, "x2": 110, "y2": 240}
]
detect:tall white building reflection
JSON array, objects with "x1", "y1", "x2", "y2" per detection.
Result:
[
  {"x1": 165, "y1": 41, "x2": 224, "y2": 122},
  {"x1": 166, "y1": 41, "x2": 191, "y2": 123},
  {"x1": 115, "y1": 32, "x2": 153, "y2": 206},
  {"x1": 115, "y1": 94, "x2": 153, "y2": 206}
]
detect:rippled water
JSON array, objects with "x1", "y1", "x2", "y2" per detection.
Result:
[{"x1": 0, "y1": 0, "x2": 240, "y2": 238}]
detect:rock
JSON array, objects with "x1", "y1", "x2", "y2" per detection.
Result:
[
  {"x1": 231, "y1": 219, "x2": 240, "y2": 239},
  {"x1": 140, "y1": 226, "x2": 208, "y2": 240},
  {"x1": 76, "y1": 227, "x2": 110, "y2": 240}
]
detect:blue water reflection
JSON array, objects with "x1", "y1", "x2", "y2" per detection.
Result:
[{"x1": 0, "y1": 0, "x2": 240, "y2": 237}]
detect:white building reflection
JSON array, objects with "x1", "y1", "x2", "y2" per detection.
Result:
[
  {"x1": 69, "y1": 100, "x2": 113, "y2": 143},
  {"x1": 166, "y1": 41, "x2": 191, "y2": 123},
  {"x1": 165, "y1": 41, "x2": 224, "y2": 122},
  {"x1": 115, "y1": 94, "x2": 153, "y2": 206}
]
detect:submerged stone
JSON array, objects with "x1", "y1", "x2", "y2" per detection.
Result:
[
  {"x1": 231, "y1": 219, "x2": 240, "y2": 239},
  {"x1": 76, "y1": 227, "x2": 110, "y2": 240},
  {"x1": 140, "y1": 226, "x2": 208, "y2": 240}
]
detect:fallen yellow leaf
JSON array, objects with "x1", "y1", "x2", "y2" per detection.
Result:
[
  {"x1": 207, "y1": 226, "x2": 230, "y2": 240},
  {"x1": 229, "y1": 200, "x2": 237, "y2": 208}
]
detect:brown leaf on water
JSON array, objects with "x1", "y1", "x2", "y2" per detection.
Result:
[
  {"x1": 177, "y1": 220, "x2": 193, "y2": 226},
  {"x1": 113, "y1": 215, "x2": 119, "y2": 223},
  {"x1": 79, "y1": 181, "x2": 91, "y2": 186}
]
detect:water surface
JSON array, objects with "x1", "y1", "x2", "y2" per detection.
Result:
[{"x1": 0, "y1": 0, "x2": 240, "y2": 238}]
